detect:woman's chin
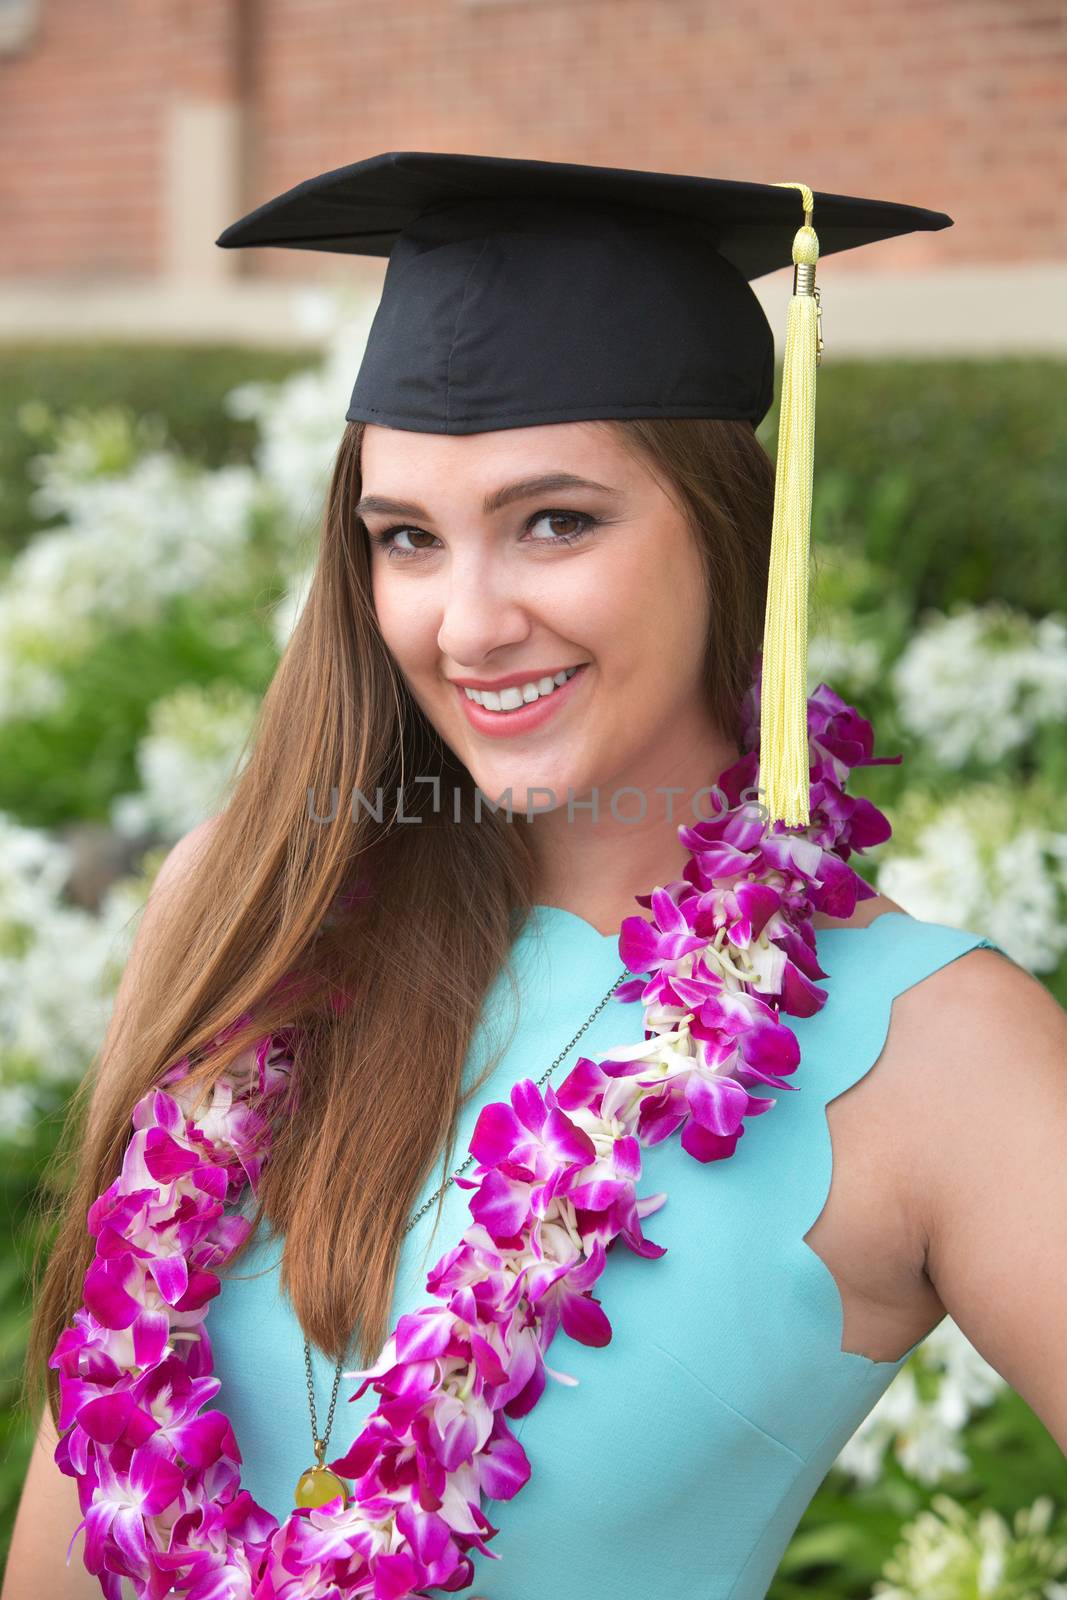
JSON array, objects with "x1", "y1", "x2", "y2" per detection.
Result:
[{"x1": 461, "y1": 765, "x2": 597, "y2": 821}]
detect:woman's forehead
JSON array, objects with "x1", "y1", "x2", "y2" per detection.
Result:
[{"x1": 358, "y1": 419, "x2": 638, "y2": 493}]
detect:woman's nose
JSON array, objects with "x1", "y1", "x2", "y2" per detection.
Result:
[{"x1": 436, "y1": 570, "x2": 531, "y2": 667}]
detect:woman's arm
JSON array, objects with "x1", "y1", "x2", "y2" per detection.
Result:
[
  {"x1": 2, "y1": 1407, "x2": 100, "y2": 1599},
  {"x1": 899, "y1": 947, "x2": 1067, "y2": 1452},
  {"x1": 2, "y1": 816, "x2": 220, "y2": 1600}
]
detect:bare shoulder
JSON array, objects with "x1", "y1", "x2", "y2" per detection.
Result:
[
  {"x1": 869, "y1": 936, "x2": 1066, "y2": 1279},
  {"x1": 888, "y1": 938, "x2": 1065, "y2": 1189},
  {"x1": 887, "y1": 938, "x2": 1055, "y2": 1089},
  {"x1": 846, "y1": 936, "x2": 1050, "y2": 1196},
  {"x1": 129, "y1": 813, "x2": 224, "y2": 1009},
  {"x1": 152, "y1": 813, "x2": 222, "y2": 898}
]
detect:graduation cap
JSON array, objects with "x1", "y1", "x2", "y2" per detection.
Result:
[{"x1": 217, "y1": 151, "x2": 952, "y2": 828}]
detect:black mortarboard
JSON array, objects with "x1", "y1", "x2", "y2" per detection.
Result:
[{"x1": 216, "y1": 152, "x2": 952, "y2": 826}]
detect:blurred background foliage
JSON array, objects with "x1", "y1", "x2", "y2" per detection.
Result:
[
  {"x1": 1, "y1": 315, "x2": 1064, "y2": 1593},
  {"x1": 0, "y1": 342, "x2": 313, "y2": 561}
]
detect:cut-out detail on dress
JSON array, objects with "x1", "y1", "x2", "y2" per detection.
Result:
[
  {"x1": 795, "y1": 926, "x2": 1005, "y2": 1371},
  {"x1": 802, "y1": 1065, "x2": 937, "y2": 1366}
]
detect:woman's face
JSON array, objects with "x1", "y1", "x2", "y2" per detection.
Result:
[{"x1": 360, "y1": 420, "x2": 722, "y2": 819}]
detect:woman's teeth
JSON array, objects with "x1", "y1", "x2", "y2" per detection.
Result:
[{"x1": 464, "y1": 665, "x2": 580, "y2": 713}]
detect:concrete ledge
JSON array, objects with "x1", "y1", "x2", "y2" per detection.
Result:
[
  {"x1": 0, "y1": 278, "x2": 367, "y2": 348},
  {"x1": 0, "y1": 262, "x2": 1063, "y2": 357},
  {"x1": 751, "y1": 261, "x2": 1065, "y2": 357}
]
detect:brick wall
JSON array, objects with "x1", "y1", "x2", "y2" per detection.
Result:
[{"x1": 1, "y1": 0, "x2": 1063, "y2": 284}]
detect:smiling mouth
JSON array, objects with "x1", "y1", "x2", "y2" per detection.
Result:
[{"x1": 460, "y1": 665, "x2": 582, "y2": 712}]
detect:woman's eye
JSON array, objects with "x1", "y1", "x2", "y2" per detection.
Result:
[
  {"x1": 368, "y1": 508, "x2": 599, "y2": 561},
  {"x1": 369, "y1": 524, "x2": 438, "y2": 557},
  {"x1": 525, "y1": 510, "x2": 598, "y2": 546}
]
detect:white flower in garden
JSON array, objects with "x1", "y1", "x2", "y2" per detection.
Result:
[
  {"x1": 834, "y1": 1318, "x2": 1006, "y2": 1487},
  {"x1": 224, "y1": 281, "x2": 379, "y2": 531},
  {"x1": 0, "y1": 805, "x2": 71, "y2": 908},
  {"x1": 834, "y1": 1366, "x2": 925, "y2": 1486},
  {"x1": 986, "y1": 828, "x2": 1067, "y2": 977},
  {"x1": 807, "y1": 632, "x2": 884, "y2": 695},
  {"x1": 1048, "y1": 834, "x2": 1067, "y2": 906},
  {"x1": 0, "y1": 442, "x2": 262, "y2": 720},
  {"x1": 872, "y1": 1493, "x2": 1067, "y2": 1600},
  {"x1": 875, "y1": 782, "x2": 1067, "y2": 975},
  {"x1": 0, "y1": 656, "x2": 67, "y2": 719},
  {"x1": 110, "y1": 682, "x2": 260, "y2": 844},
  {"x1": 921, "y1": 1315, "x2": 1010, "y2": 1420},
  {"x1": 0, "y1": 293, "x2": 381, "y2": 724},
  {"x1": 891, "y1": 603, "x2": 1067, "y2": 768},
  {"x1": 290, "y1": 285, "x2": 349, "y2": 340},
  {"x1": 0, "y1": 1083, "x2": 38, "y2": 1137},
  {"x1": 874, "y1": 815, "x2": 987, "y2": 932},
  {"x1": 0, "y1": 813, "x2": 138, "y2": 1140},
  {"x1": 24, "y1": 403, "x2": 169, "y2": 520}
]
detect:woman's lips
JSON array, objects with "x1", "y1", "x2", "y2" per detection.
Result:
[{"x1": 454, "y1": 663, "x2": 589, "y2": 738}]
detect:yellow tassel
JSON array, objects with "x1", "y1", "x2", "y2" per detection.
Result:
[{"x1": 759, "y1": 181, "x2": 823, "y2": 829}]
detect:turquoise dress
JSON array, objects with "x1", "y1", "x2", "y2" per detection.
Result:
[{"x1": 209, "y1": 908, "x2": 1005, "y2": 1598}]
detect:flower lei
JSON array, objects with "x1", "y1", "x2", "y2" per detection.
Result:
[{"x1": 50, "y1": 672, "x2": 898, "y2": 1599}]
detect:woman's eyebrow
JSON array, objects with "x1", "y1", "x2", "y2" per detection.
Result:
[{"x1": 354, "y1": 472, "x2": 624, "y2": 520}]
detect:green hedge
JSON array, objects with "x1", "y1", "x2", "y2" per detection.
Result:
[
  {"x1": 761, "y1": 357, "x2": 1067, "y2": 617},
  {"x1": 0, "y1": 341, "x2": 317, "y2": 560}
]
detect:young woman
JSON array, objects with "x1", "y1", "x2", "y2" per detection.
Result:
[{"x1": 7, "y1": 157, "x2": 1066, "y2": 1598}]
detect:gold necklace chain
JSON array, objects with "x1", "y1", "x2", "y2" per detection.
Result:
[{"x1": 302, "y1": 962, "x2": 632, "y2": 1466}]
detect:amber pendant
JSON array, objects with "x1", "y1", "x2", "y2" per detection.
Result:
[
  {"x1": 295, "y1": 1437, "x2": 350, "y2": 1510},
  {"x1": 295, "y1": 1461, "x2": 351, "y2": 1509}
]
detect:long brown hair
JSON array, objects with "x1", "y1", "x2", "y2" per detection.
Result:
[{"x1": 28, "y1": 415, "x2": 775, "y2": 1413}]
